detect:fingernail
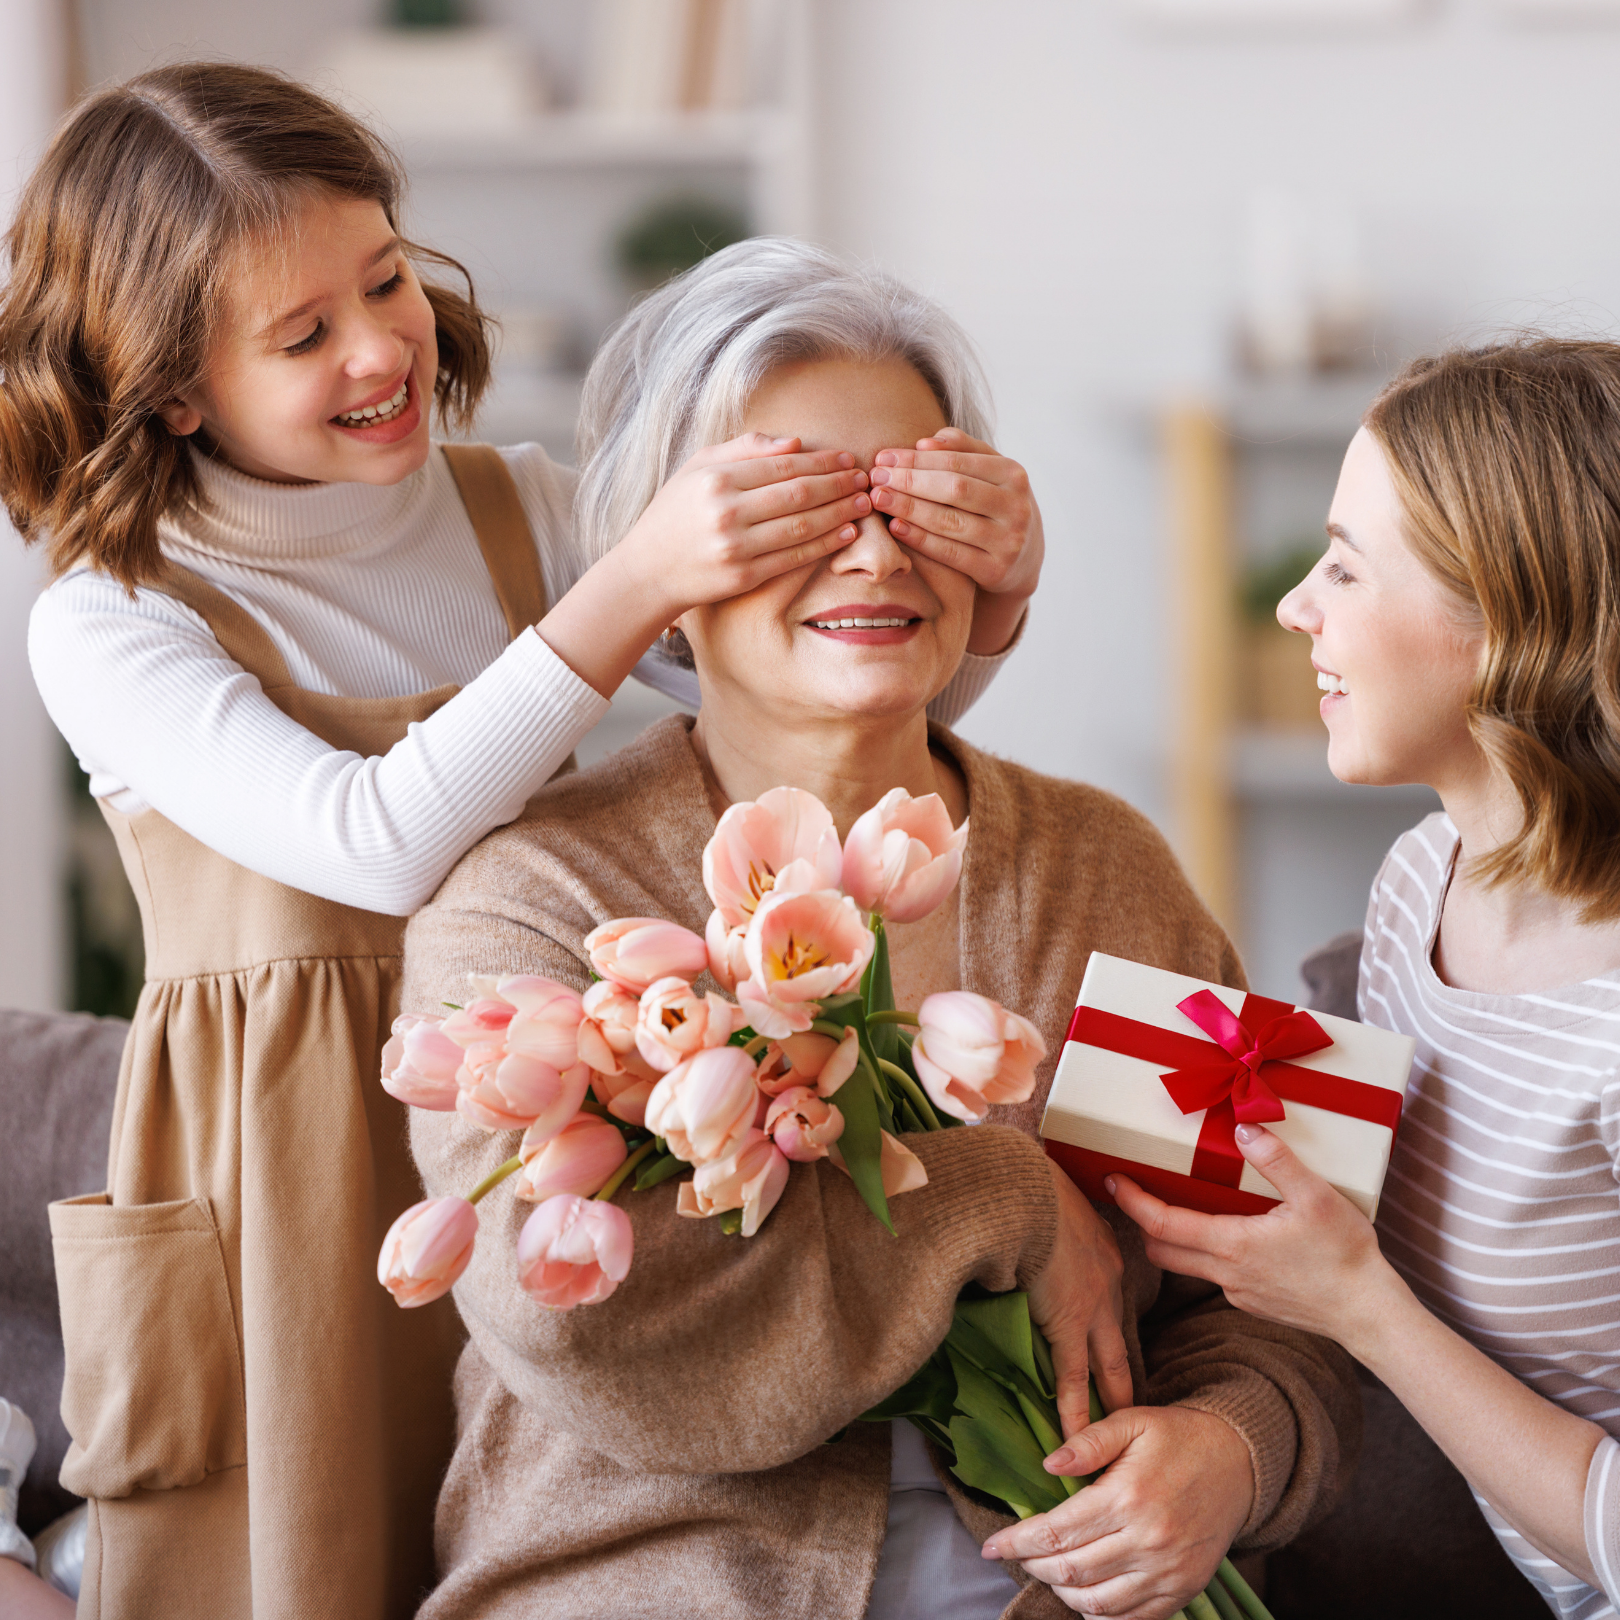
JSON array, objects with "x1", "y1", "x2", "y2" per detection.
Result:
[
  {"x1": 835, "y1": 450, "x2": 853, "y2": 465},
  {"x1": 888, "y1": 519, "x2": 910, "y2": 537},
  {"x1": 1045, "y1": 1447, "x2": 1075, "y2": 1471},
  {"x1": 981, "y1": 1542, "x2": 1004, "y2": 1560},
  {"x1": 838, "y1": 525, "x2": 857, "y2": 540},
  {"x1": 1235, "y1": 1124, "x2": 1260, "y2": 1145},
  {"x1": 853, "y1": 494, "x2": 871, "y2": 513},
  {"x1": 1103, "y1": 1176, "x2": 1117, "y2": 1195},
  {"x1": 872, "y1": 488, "x2": 891, "y2": 506},
  {"x1": 772, "y1": 435, "x2": 795, "y2": 444},
  {"x1": 868, "y1": 467, "x2": 891, "y2": 485},
  {"x1": 875, "y1": 451, "x2": 898, "y2": 466},
  {"x1": 851, "y1": 469, "x2": 869, "y2": 487}
]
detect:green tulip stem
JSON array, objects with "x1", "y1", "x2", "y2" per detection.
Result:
[
  {"x1": 578, "y1": 1097, "x2": 612, "y2": 1119},
  {"x1": 740, "y1": 1033, "x2": 772, "y2": 1058},
  {"x1": 876, "y1": 1059, "x2": 943, "y2": 1133},
  {"x1": 1185, "y1": 1594, "x2": 1222, "y2": 1620},
  {"x1": 1215, "y1": 1560, "x2": 1274, "y2": 1620},
  {"x1": 594, "y1": 1138, "x2": 659, "y2": 1203},
  {"x1": 866, "y1": 1008, "x2": 921, "y2": 1028},
  {"x1": 467, "y1": 1155, "x2": 523, "y2": 1207},
  {"x1": 809, "y1": 1019, "x2": 854, "y2": 1041}
]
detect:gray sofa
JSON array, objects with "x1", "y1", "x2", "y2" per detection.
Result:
[{"x1": 0, "y1": 954, "x2": 1547, "y2": 1613}]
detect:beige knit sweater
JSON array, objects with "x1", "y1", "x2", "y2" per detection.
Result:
[{"x1": 404, "y1": 717, "x2": 1360, "y2": 1620}]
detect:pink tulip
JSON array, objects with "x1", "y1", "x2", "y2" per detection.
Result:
[
  {"x1": 515, "y1": 1112, "x2": 628, "y2": 1202},
  {"x1": 634, "y1": 975, "x2": 738, "y2": 1074},
  {"x1": 910, "y1": 991, "x2": 1046, "y2": 1123},
  {"x1": 377, "y1": 1196, "x2": 478, "y2": 1308},
  {"x1": 705, "y1": 910, "x2": 750, "y2": 993},
  {"x1": 676, "y1": 1130, "x2": 792, "y2": 1235},
  {"x1": 830, "y1": 1130, "x2": 931, "y2": 1197},
  {"x1": 584, "y1": 917, "x2": 709, "y2": 993},
  {"x1": 577, "y1": 981, "x2": 659, "y2": 1077},
  {"x1": 703, "y1": 786, "x2": 843, "y2": 930},
  {"x1": 456, "y1": 1039, "x2": 592, "y2": 1136},
  {"x1": 841, "y1": 788, "x2": 969, "y2": 924},
  {"x1": 754, "y1": 1028, "x2": 860, "y2": 1098},
  {"x1": 380, "y1": 1013, "x2": 463, "y2": 1111},
  {"x1": 644, "y1": 1045, "x2": 761, "y2": 1164},
  {"x1": 589, "y1": 1069, "x2": 656, "y2": 1129},
  {"x1": 439, "y1": 996, "x2": 516, "y2": 1048},
  {"x1": 736, "y1": 888, "x2": 875, "y2": 1038},
  {"x1": 498, "y1": 977, "x2": 584, "y2": 1071},
  {"x1": 516, "y1": 1194, "x2": 634, "y2": 1309},
  {"x1": 764, "y1": 1086, "x2": 845, "y2": 1162}
]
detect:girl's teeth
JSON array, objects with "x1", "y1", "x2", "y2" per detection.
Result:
[
  {"x1": 1316, "y1": 672, "x2": 1350, "y2": 695},
  {"x1": 336, "y1": 380, "x2": 408, "y2": 426},
  {"x1": 811, "y1": 617, "x2": 911, "y2": 629}
]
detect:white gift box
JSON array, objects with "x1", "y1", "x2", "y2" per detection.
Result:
[{"x1": 1040, "y1": 953, "x2": 1415, "y2": 1220}]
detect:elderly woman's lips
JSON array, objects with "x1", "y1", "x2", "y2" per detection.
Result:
[{"x1": 803, "y1": 607, "x2": 923, "y2": 646}]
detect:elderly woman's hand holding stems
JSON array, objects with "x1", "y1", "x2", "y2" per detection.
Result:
[{"x1": 535, "y1": 424, "x2": 1043, "y2": 702}]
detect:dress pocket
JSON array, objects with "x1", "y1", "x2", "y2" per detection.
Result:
[{"x1": 49, "y1": 1193, "x2": 247, "y2": 1500}]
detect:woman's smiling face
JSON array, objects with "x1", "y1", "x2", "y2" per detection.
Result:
[
  {"x1": 678, "y1": 354, "x2": 977, "y2": 724},
  {"x1": 1278, "y1": 427, "x2": 1483, "y2": 791}
]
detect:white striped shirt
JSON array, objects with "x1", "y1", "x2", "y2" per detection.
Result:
[{"x1": 1361, "y1": 813, "x2": 1620, "y2": 1618}]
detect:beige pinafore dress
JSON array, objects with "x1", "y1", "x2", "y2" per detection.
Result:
[{"x1": 48, "y1": 447, "x2": 550, "y2": 1620}]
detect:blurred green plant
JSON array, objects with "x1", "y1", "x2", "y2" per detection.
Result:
[
  {"x1": 1239, "y1": 540, "x2": 1323, "y2": 625},
  {"x1": 616, "y1": 195, "x2": 750, "y2": 291},
  {"x1": 64, "y1": 742, "x2": 143, "y2": 1019},
  {"x1": 390, "y1": 0, "x2": 462, "y2": 27}
]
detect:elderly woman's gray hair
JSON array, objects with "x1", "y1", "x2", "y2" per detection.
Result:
[{"x1": 572, "y1": 236, "x2": 995, "y2": 569}]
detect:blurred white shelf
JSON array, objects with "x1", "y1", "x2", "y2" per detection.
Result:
[
  {"x1": 1230, "y1": 728, "x2": 1436, "y2": 800},
  {"x1": 1218, "y1": 375, "x2": 1382, "y2": 446},
  {"x1": 398, "y1": 110, "x2": 781, "y2": 173}
]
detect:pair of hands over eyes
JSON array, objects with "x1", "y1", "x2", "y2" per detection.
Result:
[
  {"x1": 988, "y1": 1163, "x2": 1257, "y2": 1620},
  {"x1": 623, "y1": 427, "x2": 1042, "y2": 657}
]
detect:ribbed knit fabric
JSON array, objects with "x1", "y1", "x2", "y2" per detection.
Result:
[
  {"x1": 404, "y1": 716, "x2": 1362, "y2": 1620},
  {"x1": 27, "y1": 443, "x2": 1013, "y2": 917},
  {"x1": 1361, "y1": 813, "x2": 1620, "y2": 1619}
]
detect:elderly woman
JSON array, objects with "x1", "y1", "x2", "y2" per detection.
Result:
[{"x1": 404, "y1": 240, "x2": 1359, "y2": 1620}]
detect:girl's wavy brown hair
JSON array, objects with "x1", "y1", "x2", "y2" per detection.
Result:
[
  {"x1": 0, "y1": 61, "x2": 492, "y2": 590},
  {"x1": 1366, "y1": 337, "x2": 1620, "y2": 917}
]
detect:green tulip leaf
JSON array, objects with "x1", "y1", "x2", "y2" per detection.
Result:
[
  {"x1": 861, "y1": 918, "x2": 901, "y2": 1065},
  {"x1": 860, "y1": 1352, "x2": 957, "y2": 1424},
  {"x1": 633, "y1": 1151, "x2": 689, "y2": 1192},
  {"x1": 952, "y1": 1293, "x2": 1045, "y2": 1394},
  {"x1": 946, "y1": 1349, "x2": 1068, "y2": 1517}
]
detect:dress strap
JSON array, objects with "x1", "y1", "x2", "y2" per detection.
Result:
[
  {"x1": 440, "y1": 444, "x2": 549, "y2": 639},
  {"x1": 151, "y1": 558, "x2": 296, "y2": 692}
]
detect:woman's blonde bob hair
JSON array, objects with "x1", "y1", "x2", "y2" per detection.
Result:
[
  {"x1": 1366, "y1": 337, "x2": 1620, "y2": 917},
  {"x1": 573, "y1": 236, "x2": 994, "y2": 576},
  {"x1": 0, "y1": 61, "x2": 492, "y2": 590}
]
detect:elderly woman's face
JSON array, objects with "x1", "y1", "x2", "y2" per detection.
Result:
[{"x1": 679, "y1": 355, "x2": 977, "y2": 721}]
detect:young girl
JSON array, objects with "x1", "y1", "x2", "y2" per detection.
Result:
[
  {"x1": 1098, "y1": 338, "x2": 1620, "y2": 1620},
  {"x1": 0, "y1": 63, "x2": 1042, "y2": 1620}
]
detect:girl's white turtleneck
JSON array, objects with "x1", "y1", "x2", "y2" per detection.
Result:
[{"x1": 28, "y1": 443, "x2": 1012, "y2": 917}]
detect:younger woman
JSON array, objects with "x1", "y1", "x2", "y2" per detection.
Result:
[
  {"x1": 0, "y1": 64, "x2": 1041, "y2": 1620},
  {"x1": 1105, "y1": 338, "x2": 1620, "y2": 1620}
]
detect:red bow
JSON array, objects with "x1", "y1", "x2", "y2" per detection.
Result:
[
  {"x1": 1065, "y1": 989, "x2": 1396, "y2": 1190},
  {"x1": 1161, "y1": 990, "x2": 1332, "y2": 1127}
]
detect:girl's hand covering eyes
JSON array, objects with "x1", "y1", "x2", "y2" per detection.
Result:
[
  {"x1": 868, "y1": 426, "x2": 1044, "y2": 655},
  {"x1": 621, "y1": 432, "x2": 874, "y2": 617}
]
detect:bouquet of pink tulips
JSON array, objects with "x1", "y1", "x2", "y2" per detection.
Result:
[
  {"x1": 376, "y1": 781, "x2": 1032, "y2": 1309},
  {"x1": 373, "y1": 783, "x2": 1276, "y2": 1620}
]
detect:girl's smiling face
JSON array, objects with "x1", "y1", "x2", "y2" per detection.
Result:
[
  {"x1": 1279, "y1": 427, "x2": 1485, "y2": 792},
  {"x1": 161, "y1": 194, "x2": 438, "y2": 486}
]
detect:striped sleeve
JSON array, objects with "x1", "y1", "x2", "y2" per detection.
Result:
[{"x1": 1585, "y1": 1437, "x2": 1620, "y2": 1607}]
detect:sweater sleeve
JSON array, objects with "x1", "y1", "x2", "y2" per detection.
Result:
[
  {"x1": 1131, "y1": 1258, "x2": 1361, "y2": 1552},
  {"x1": 927, "y1": 608, "x2": 1026, "y2": 729},
  {"x1": 402, "y1": 879, "x2": 1061, "y2": 1478},
  {"x1": 28, "y1": 573, "x2": 607, "y2": 916}
]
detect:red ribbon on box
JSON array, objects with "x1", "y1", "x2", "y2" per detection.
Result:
[{"x1": 1063, "y1": 989, "x2": 1402, "y2": 1194}]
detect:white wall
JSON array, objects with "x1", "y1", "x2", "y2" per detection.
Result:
[
  {"x1": 810, "y1": 0, "x2": 1620, "y2": 825},
  {"x1": 0, "y1": 0, "x2": 68, "y2": 1011}
]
